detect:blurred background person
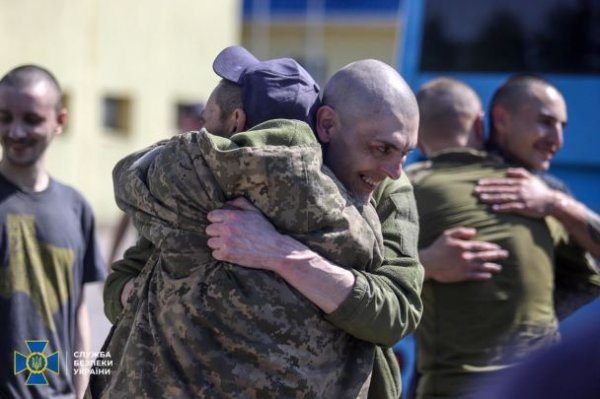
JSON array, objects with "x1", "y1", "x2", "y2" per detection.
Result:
[{"x1": 0, "y1": 65, "x2": 105, "y2": 399}]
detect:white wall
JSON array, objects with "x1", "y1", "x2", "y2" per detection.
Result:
[{"x1": 0, "y1": 0, "x2": 241, "y2": 225}]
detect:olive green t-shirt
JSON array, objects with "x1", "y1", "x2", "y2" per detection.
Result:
[{"x1": 410, "y1": 149, "x2": 566, "y2": 399}]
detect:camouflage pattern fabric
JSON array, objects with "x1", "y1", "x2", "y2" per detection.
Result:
[{"x1": 89, "y1": 119, "x2": 384, "y2": 398}]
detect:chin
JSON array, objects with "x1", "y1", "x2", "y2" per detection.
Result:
[
  {"x1": 531, "y1": 161, "x2": 550, "y2": 172},
  {"x1": 355, "y1": 193, "x2": 372, "y2": 206}
]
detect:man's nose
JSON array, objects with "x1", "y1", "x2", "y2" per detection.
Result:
[
  {"x1": 8, "y1": 122, "x2": 26, "y2": 139},
  {"x1": 381, "y1": 159, "x2": 403, "y2": 180},
  {"x1": 546, "y1": 123, "x2": 564, "y2": 149}
]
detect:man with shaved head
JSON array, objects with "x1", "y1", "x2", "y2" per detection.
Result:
[
  {"x1": 407, "y1": 77, "x2": 598, "y2": 399},
  {"x1": 94, "y1": 56, "x2": 423, "y2": 398},
  {"x1": 0, "y1": 65, "x2": 105, "y2": 398},
  {"x1": 415, "y1": 78, "x2": 508, "y2": 283},
  {"x1": 475, "y1": 75, "x2": 600, "y2": 259},
  {"x1": 205, "y1": 59, "x2": 423, "y2": 399}
]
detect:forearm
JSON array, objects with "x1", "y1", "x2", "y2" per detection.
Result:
[
  {"x1": 103, "y1": 237, "x2": 154, "y2": 323},
  {"x1": 269, "y1": 235, "x2": 420, "y2": 346},
  {"x1": 549, "y1": 191, "x2": 600, "y2": 258},
  {"x1": 207, "y1": 184, "x2": 424, "y2": 346},
  {"x1": 266, "y1": 235, "x2": 355, "y2": 314},
  {"x1": 74, "y1": 297, "x2": 91, "y2": 399},
  {"x1": 329, "y1": 176, "x2": 424, "y2": 346},
  {"x1": 326, "y1": 262, "x2": 423, "y2": 346}
]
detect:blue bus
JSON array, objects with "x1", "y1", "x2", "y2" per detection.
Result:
[{"x1": 397, "y1": 0, "x2": 600, "y2": 212}]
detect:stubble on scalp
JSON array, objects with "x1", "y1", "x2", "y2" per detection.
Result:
[{"x1": 322, "y1": 59, "x2": 419, "y2": 128}]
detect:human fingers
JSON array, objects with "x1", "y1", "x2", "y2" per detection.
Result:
[
  {"x1": 505, "y1": 168, "x2": 530, "y2": 178},
  {"x1": 206, "y1": 235, "x2": 225, "y2": 250},
  {"x1": 462, "y1": 241, "x2": 506, "y2": 253},
  {"x1": 207, "y1": 208, "x2": 239, "y2": 223},
  {"x1": 464, "y1": 262, "x2": 503, "y2": 281},
  {"x1": 473, "y1": 249, "x2": 509, "y2": 262},
  {"x1": 225, "y1": 196, "x2": 261, "y2": 212},
  {"x1": 478, "y1": 193, "x2": 520, "y2": 203},
  {"x1": 465, "y1": 271, "x2": 494, "y2": 281},
  {"x1": 444, "y1": 226, "x2": 477, "y2": 240},
  {"x1": 476, "y1": 178, "x2": 521, "y2": 187},
  {"x1": 479, "y1": 262, "x2": 503, "y2": 274},
  {"x1": 489, "y1": 203, "x2": 527, "y2": 214},
  {"x1": 474, "y1": 185, "x2": 520, "y2": 195},
  {"x1": 205, "y1": 222, "x2": 229, "y2": 237}
]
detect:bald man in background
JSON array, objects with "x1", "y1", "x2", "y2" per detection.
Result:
[{"x1": 408, "y1": 77, "x2": 597, "y2": 399}]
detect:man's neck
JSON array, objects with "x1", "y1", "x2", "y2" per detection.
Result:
[{"x1": 0, "y1": 161, "x2": 50, "y2": 192}]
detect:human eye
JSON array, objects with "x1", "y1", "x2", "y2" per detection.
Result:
[
  {"x1": 0, "y1": 112, "x2": 11, "y2": 124},
  {"x1": 24, "y1": 114, "x2": 44, "y2": 126},
  {"x1": 373, "y1": 144, "x2": 390, "y2": 156}
]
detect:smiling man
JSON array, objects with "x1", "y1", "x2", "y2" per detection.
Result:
[
  {"x1": 0, "y1": 65, "x2": 105, "y2": 398},
  {"x1": 404, "y1": 76, "x2": 600, "y2": 399},
  {"x1": 205, "y1": 59, "x2": 423, "y2": 399},
  {"x1": 475, "y1": 75, "x2": 600, "y2": 260},
  {"x1": 487, "y1": 75, "x2": 567, "y2": 172}
]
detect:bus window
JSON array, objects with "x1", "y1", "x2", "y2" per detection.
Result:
[
  {"x1": 420, "y1": 0, "x2": 599, "y2": 74},
  {"x1": 398, "y1": 0, "x2": 600, "y2": 212}
]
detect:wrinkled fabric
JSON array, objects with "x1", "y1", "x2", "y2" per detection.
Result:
[
  {"x1": 409, "y1": 149, "x2": 600, "y2": 399},
  {"x1": 90, "y1": 119, "x2": 384, "y2": 398}
]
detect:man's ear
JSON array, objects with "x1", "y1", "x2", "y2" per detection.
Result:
[
  {"x1": 473, "y1": 110, "x2": 485, "y2": 146},
  {"x1": 55, "y1": 108, "x2": 68, "y2": 135},
  {"x1": 230, "y1": 108, "x2": 247, "y2": 134},
  {"x1": 315, "y1": 105, "x2": 336, "y2": 143},
  {"x1": 491, "y1": 105, "x2": 508, "y2": 138}
]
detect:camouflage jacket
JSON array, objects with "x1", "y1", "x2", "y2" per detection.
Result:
[{"x1": 90, "y1": 119, "x2": 385, "y2": 398}]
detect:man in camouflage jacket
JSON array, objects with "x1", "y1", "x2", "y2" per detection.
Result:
[{"x1": 91, "y1": 119, "x2": 385, "y2": 398}]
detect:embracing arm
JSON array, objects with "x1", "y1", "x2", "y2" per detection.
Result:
[
  {"x1": 74, "y1": 293, "x2": 90, "y2": 398},
  {"x1": 326, "y1": 177, "x2": 424, "y2": 345},
  {"x1": 206, "y1": 197, "x2": 355, "y2": 314},
  {"x1": 475, "y1": 168, "x2": 600, "y2": 258},
  {"x1": 419, "y1": 227, "x2": 508, "y2": 282},
  {"x1": 207, "y1": 177, "x2": 425, "y2": 346},
  {"x1": 103, "y1": 237, "x2": 154, "y2": 323}
]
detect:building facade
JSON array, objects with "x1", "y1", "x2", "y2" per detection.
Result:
[{"x1": 0, "y1": 0, "x2": 240, "y2": 225}]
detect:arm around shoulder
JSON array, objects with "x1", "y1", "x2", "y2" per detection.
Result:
[
  {"x1": 326, "y1": 177, "x2": 425, "y2": 346},
  {"x1": 103, "y1": 236, "x2": 155, "y2": 323}
]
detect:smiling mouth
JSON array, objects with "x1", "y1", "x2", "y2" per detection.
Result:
[
  {"x1": 535, "y1": 148, "x2": 556, "y2": 161},
  {"x1": 360, "y1": 175, "x2": 379, "y2": 189},
  {"x1": 8, "y1": 144, "x2": 32, "y2": 153}
]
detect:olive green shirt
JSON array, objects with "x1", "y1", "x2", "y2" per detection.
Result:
[{"x1": 409, "y1": 149, "x2": 599, "y2": 399}]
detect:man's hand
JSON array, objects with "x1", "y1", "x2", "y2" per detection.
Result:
[
  {"x1": 206, "y1": 197, "x2": 308, "y2": 271},
  {"x1": 120, "y1": 279, "x2": 135, "y2": 308},
  {"x1": 206, "y1": 197, "x2": 355, "y2": 314},
  {"x1": 474, "y1": 168, "x2": 558, "y2": 218},
  {"x1": 420, "y1": 227, "x2": 508, "y2": 282}
]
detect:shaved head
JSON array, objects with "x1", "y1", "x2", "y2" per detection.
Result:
[
  {"x1": 416, "y1": 77, "x2": 483, "y2": 156},
  {"x1": 489, "y1": 74, "x2": 562, "y2": 140},
  {"x1": 0, "y1": 64, "x2": 63, "y2": 112},
  {"x1": 316, "y1": 59, "x2": 419, "y2": 204},
  {"x1": 323, "y1": 59, "x2": 418, "y2": 127},
  {"x1": 489, "y1": 74, "x2": 566, "y2": 171}
]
